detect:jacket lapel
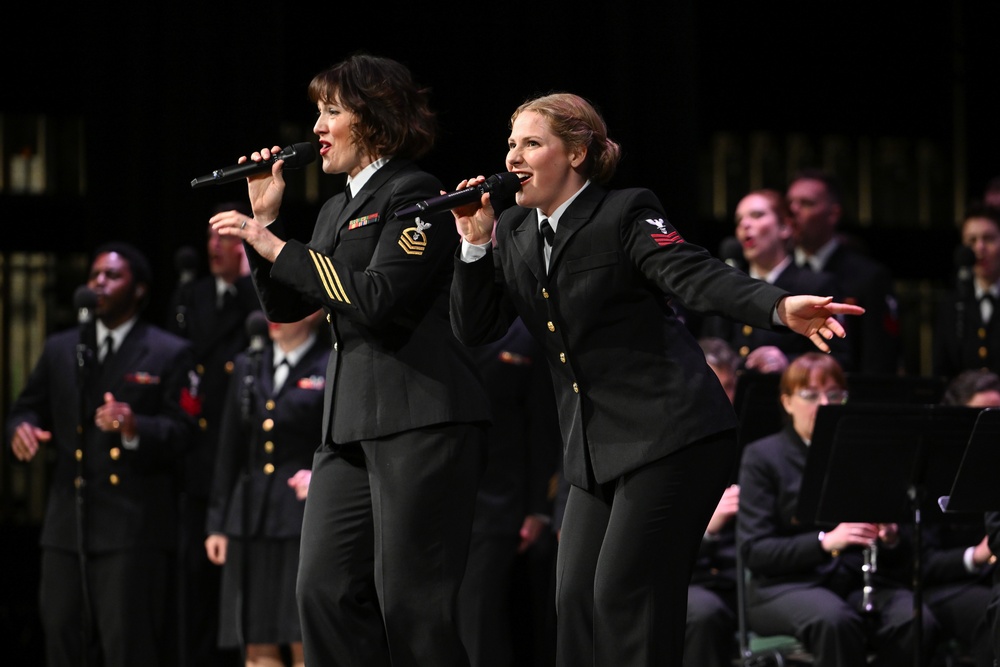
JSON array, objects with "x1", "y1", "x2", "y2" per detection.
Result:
[
  {"x1": 100, "y1": 322, "x2": 147, "y2": 393},
  {"x1": 548, "y1": 184, "x2": 606, "y2": 272},
  {"x1": 331, "y1": 159, "x2": 411, "y2": 246},
  {"x1": 511, "y1": 209, "x2": 548, "y2": 285}
]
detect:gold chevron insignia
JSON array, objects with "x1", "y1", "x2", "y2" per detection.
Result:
[
  {"x1": 398, "y1": 227, "x2": 428, "y2": 256},
  {"x1": 308, "y1": 248, "x2": 352, "y2": 304}
]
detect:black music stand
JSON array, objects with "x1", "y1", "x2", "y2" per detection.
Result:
[
  {"x1": 845, "y1": 373, "x2": 946, "y2": 407},
  {"x1": 939, "y1": 407, "x2": 1000, "y2": 514},
  {"x1": 796, "y1": 403, "x2": 983, "y2": 667},
  {"x1": 732, "y1": 371, "x2": 783, "y2": 449}
]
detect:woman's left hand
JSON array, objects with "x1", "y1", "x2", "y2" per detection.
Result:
[
  {"x1": 777, "y1": 295, "x2": 865, "y2": 353},
  {"x1": 210, "y1": 209, "x2": 287, "y2": 264}
]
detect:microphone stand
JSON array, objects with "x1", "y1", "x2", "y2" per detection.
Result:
[
  {"x1": 73, "y1": 293, "x2": 96, "y2": 667},
  {"x1": 954, "y1": 245, "x2": 975, "y2": 346},
  {"x1": 238, "y1": 329, "x2": 265, "y2": 662}
]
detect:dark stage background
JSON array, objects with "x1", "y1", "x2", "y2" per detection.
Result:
[{"x1": 4, "y1": 2, "x2": 999, "y2": 318}]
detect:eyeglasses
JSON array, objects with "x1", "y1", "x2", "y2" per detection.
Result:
[{"x1": 795, "y1": 388, "x2": 848, "y2": 404}]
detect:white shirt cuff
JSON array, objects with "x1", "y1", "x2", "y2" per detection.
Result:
[{"x1": 460, "y1": 239, "x2": 490, "y2": 263}]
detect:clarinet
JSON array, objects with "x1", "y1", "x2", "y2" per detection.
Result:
[{"x1": 860, "y1": 542, "x2": 878, "y2": 616}]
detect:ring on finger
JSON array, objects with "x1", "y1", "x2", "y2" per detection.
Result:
[{"x1": 241, "y1": 219, "x2": 247, "y2": 230}]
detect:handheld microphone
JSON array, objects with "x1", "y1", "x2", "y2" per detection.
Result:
[
  {"x1": 393, "y1": 172, "x2": 523, "y2": 221},
  {"x1": 191, "y1": 143, "x2": 317, "y2": 188}
]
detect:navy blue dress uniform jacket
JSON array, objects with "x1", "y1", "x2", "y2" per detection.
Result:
[
  {"x1": 450, "y1": 184, "x2": 789, "y2": 488},
  {"x1": 468, "y1": 317, "x2": 561, "y2": 536},
  {"x1": 205, "y1": 341, "x2": 329, "y2": 538},
  {"x1": 818, "y1": 243, "x2": 900, "y2": 375},
  {"x1": 933, "y1": 281, "x2": 1000, "y2": 380},
  {"x1": 6, "y1": 320, "x2": 196, "y2": 553},
  {"x1": 244, "y1": 158, "x2": 491, "y2": 442},
  {"x1": 167, "y1": 274, "x2": 262, "y2": 498}
]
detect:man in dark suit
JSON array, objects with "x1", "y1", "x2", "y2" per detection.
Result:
[
  {"x1": 787, "y1": 168, "x2": 901, "y2": 375},
  {"x1": 166, "y1": 200, "x2": 261, "y2": 667},
  {"x1": 933, "y1": 205, "x2": 1000, "y2": 381},
  {"x1": 7, "y1": 242, "x2": 196, "y2": 667},
  {"x1": 459, "y1": 317, "x2": 562, "y2": 667}
]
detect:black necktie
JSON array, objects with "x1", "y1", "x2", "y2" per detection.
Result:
[
  {"x1": 538, "y1": 218, "x2": 554, "y2": 274},
  {"x1": 217, "y1": 286, "x2": 236, "y2": 310},
  {"x1": 344, "y1": 186, "x2": 353, "y2": 202},
  {"x1": 539, "y1": 218, "x2": 555, "y2": 246},
  {"x1": 100, "y1": 334, "x2": 115, "y2": 368}
]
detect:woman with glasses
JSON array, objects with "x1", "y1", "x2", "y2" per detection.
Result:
[{"x1": 737, "y1": 352, "x2": 938, "y2": 666}]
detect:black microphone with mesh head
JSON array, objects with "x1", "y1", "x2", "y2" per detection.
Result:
[
  {"x1": 954, "y1": 244, "x2": 976, "y2": 284},
  {"x1": 172, "y1": 246, "x2": 199, "y2": 333},
  {"x1": 245, "y1": 311, "x2": 269, "y2": 356},
  {"x1": 241, "y1": 310, "x2": 270, "y2": 420},
  {"x1": 174, "y1": 246, "x2": 199, "y2": 285},
  {"x1": 74, "y1": 285, "x2": 98, "y2": 375},
  {"x1": 74, "y1": 285, "x2": 98, "y2": 325},
  {"x1": 393, "y1": 172, "x2": 523, "y2": 221},
  {"x1": 718, "y1": 236, "x2": 747, "y2": 272},
  {"x1": 191, "y1": 142, "x2": 317, "y2": 188}
]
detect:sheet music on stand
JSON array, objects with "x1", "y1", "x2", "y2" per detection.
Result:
[{"x1": 938, "y1": 407, "x2": 1000, "y2": 514}]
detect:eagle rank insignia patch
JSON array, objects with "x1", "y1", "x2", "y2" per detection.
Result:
[
  {"x1": 645, "y1": 218, "x2": 685, "y2": 247},
  {"x1": 399, "y1": 217, "x2": 431, "y2": 256}
]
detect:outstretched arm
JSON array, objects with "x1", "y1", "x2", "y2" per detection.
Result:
[{"x1": 777, "y1": 295, "x2": 865, "y2": 353}]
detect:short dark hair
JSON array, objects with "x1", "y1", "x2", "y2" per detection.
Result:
[
  {"x1": 307, "y1": 53, "x2": 436, "y2": 161},
  {"x1": 790, "y1": 167, "x2": 844, "y2": 207},
  {"x1": 942, "y1": 369, "x2": 1000, "y2": 406},
  {"x1": 92, "y1": 241, "x2": 152, "y2": 286},
  {"x1": 962, "y1": 203, "x2": 1000, "y2": 230}
]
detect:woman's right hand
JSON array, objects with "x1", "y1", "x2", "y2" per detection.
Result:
[
  {"x1": 451, "y1": 176, "x2": 496, "y2": 246},
  {"x1": 205, "y1": 534, "x2": 228, "y2": 565},
  {"x1": 821, "y1": 522, "x2": 880, "y2": 553},
  {"x1": 242, "y1": 145, "x2": 287, "y2": 225}
]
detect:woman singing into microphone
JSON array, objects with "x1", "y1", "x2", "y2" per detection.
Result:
[
  {"x1": 448, "y1": 92, "x2": 865, "y2": 666},
  {"x1": 211, "y1": 54, "x2": 491, "y2": 667}
]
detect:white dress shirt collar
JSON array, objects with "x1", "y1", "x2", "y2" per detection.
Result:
[
  {"x1": 345, "y1": 156, "x2": 392, "y2": 199},
  {"x1": 537, "y1": 180, "x2": 591, "y2": 235}
]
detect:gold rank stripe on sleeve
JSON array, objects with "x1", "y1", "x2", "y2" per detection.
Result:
[
  {"x1": 308, "y1": 249, "x2": 352, "y2": 304},
  {"x1": 398, "y1": 218, "x2": 431, "y2": 256}
]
